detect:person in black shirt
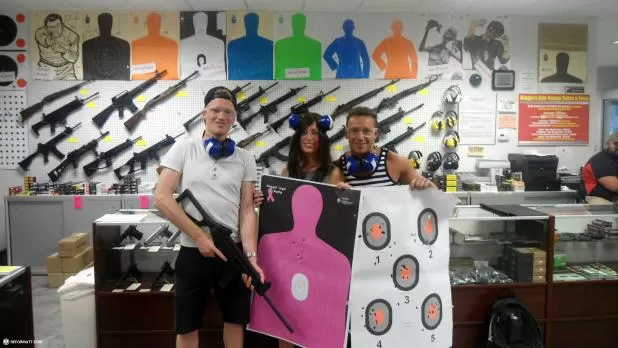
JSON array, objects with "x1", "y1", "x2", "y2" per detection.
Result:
[{"x1": 582, "y1": 134, "x2": 618, "y2": 204}]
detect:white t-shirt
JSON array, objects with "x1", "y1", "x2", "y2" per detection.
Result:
[{"x1": 158, "y1": 136, "x2": 257, "y2": 246}]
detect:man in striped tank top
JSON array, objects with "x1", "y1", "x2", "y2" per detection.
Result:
[{"x1": 331, "y1": 106, "x2": 436, "y2": 190}]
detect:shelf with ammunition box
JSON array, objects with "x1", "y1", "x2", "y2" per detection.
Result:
[{"x1": 525, "y1": 204, "x2": 618, "y2": 348}]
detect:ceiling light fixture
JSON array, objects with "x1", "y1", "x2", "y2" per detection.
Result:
[{"x1": 614, "y1": 40, "x2": 618, "y2": 44}]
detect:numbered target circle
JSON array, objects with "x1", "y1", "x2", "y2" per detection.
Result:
[
  {"x1": 365, "y1": 299, "x2": 392, "y2": 336},
  {"x1": 392, "y1": 254, "x2": 420, "y2": 291},
  {"x1": 421, "y1": 293, "x2": 443, "y2": 330},
  {"x1": 418, "y1": 208, "x2": 438, "y2": 245},
  {"x1": 363, "y1": 212, "x2": 391, "y2": 250}
]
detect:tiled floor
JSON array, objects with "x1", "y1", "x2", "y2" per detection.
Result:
[{"x1": 31, "y1": 276, "x2": 65, "y2": 348}]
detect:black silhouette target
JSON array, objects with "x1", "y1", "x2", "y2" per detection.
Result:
[
  {"x1": 93, "y1": 43, "x2": 124, "y2": 79},
  {"x1": 0, "y1": 55, "x2": 18, "y2": 87},
  {"x1": 392, "y1": 254, "x2": 419, "y2": 291},
  {"x1": 365, "y1": 299, "x2": 392, "y2": 336},
  {"x1": 0, "y1": 15, "x2": 18, "y2": 47},
  {"x1": 421, "y1": 293, "x2": 442, "y2": 330},
  {"x1": 362, "y1": 212, "x2": 391, "y2": 250},
  {"x1": 418, "y1": 208, "x2": 438, "y2": 245}
]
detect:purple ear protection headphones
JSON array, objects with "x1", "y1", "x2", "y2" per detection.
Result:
[{"x1": 288, "y1": 113, "x2": 333, "y2": 132}]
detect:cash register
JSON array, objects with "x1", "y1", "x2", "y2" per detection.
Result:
[{"x1": 508, "y1": 153, "x2": 561, "y2": 191}]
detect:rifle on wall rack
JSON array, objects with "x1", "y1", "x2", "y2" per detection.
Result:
[
  {"x1": 269, "y1": 86, "x2": 341, "y2": 132},
  {"x1": 376, "y1": 103, "x2": 424, "y2": 136},
  {"x1": 331, "y1": 79, "x2": 399, "y2": 118},
  {"x1": 372, "y1": 75, "x2": 439, "y2": 114},
  {"x1": 83, "y1": 136, "x2": 142, "y2": 176},
  {"x1": 31, "y1": 92, "x2": 99, "y2": 136},
  {"x1": 48, "y1": 130, "x2": 110, "y2": 182},
  {"x1": 92, "y1": 70, "x2": 167, "y2": 128},
  {"x1": 236, "y1": 82, "x2": 279, "y2": 119},
  {"x1": 113, "y1": 132, "x2": 185, "y2": 180},
  {"x1": 20, "y1": 80, "x2": 93, "y2": 122},
  {"x1": 17, "y1": 123, "x2": 82, "y2": 171},
  {"x1": 255, "y1": 136, "x2": 291, "y2": 169},
  {"x1": 379, "y1": 122, "x2": 426, "y2": 153},
  {"x1": 239, "y1": 86, "x2": 306, "y2": 129},
  {"x1": 237, "y1": 125, "x2": 273, "y2": 148}
]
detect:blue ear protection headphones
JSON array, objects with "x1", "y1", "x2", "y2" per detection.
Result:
[
  {"x1": 204, "y1": 137, "x2": 236, "y2": 160},
  {"x1": 288, "y1": 113, "x2": 334, "y2": 132},
  {"x1": 345, "y1": 152, "x2": 379, "y2": 175}
]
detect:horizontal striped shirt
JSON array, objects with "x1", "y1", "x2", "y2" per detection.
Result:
[{"x1": 339, "y1": 147, "x2": 398, "y2": 187}]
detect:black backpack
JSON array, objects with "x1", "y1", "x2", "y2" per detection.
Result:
[{"x1": 487, "y1": 297, "x2": 544, "y2": 348}]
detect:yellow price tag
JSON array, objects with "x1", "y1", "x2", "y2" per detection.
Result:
[
  {"x1": 0, "y1": 266, "x2": 19, "y2": 273},
  {"x1": 403, "y1": 117, "x2": 414, "y2": 124},
  {"x1": 419, "y1": 88, "x2": 429, "y2": 96},
  {"x1": 325, "y1": 95, "x2": 337, "y2": 102},
  {"x1": 256, "y1": 141, "x2": 266, "y2": 147},
  {"x1": 335, "y1": 144, "x2": 344, "y2": 151},
  {"x1": 86, "y1": 102, "x2": 96, "y2": 108},
  {"x1": 136, "y1": 139, "x2": 148, "y2": 147},
  {"x1": 387, "y1": 85, "x2": 398, "y2": 92},
  {"x1": 260, "y1": 97, "x2": 269, "y2": 105},
  {"x1": 413, "y1": 136, "x2": 426, "y2": 143},
  {"x1": 297, "y1": 96, "x2": 307, "y2": 103},
  {"x1": 237, "y1": 91, "x2": 247, "y2": 101},
  {"x1": 79, "y1": 88, "x2": 89, "y2": 96},
  {"x1": 67, "y1": 137, "x2": 79, "y2": 143},
  {"x1": 176, "y1": 90, "x2": 189, "y2": 97},
  {"x1": 102, "y1": 135, "x2": 113, "y2": 143}
]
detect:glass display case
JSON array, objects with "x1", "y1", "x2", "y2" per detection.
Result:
[
  {"x1": 527, "y1": 204, "x2": 618, "y2": 282},
  {"x1": 449, "y1": 205, "x2": 551, "y2": 286}
]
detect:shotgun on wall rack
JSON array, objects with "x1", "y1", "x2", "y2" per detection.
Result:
[
  {"x1": 124, "y1": 71, "x2": 199, "y2": 132},
  {"x1": 331, "y1": 79, "x2": 399, "y2": 118},
  {"x1": 91, "y1": 70, "x2": 167, "y2": 128},
  {"x1": 372, "y1": 75, "x2": 439, "y2": 114}
]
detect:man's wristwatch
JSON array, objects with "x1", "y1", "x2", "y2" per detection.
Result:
[{"x1": 246, "y1": 251, "x2": 257, "y2": 259}]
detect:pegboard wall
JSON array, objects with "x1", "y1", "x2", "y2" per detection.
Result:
[
  {"x1": 0, "y1": 90, "x2": 28, "y2": 169},
  {"x1": 20, "y1": 77, "x2": 467, "y2": 187}
]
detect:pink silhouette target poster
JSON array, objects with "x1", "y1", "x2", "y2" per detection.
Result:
[{"x1": 248, "y1": 174, "x2": 361, "y2": 348}]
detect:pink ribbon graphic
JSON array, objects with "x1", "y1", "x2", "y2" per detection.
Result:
[{"x1": 267, "y1": 187, "x2": 275, "y2": 202}]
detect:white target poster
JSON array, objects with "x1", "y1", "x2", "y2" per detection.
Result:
[{"x1": 349, "y1": 186, "x2": 456, "y2": 348}]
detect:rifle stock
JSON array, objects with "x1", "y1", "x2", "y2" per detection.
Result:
[{"x1": 175, "y1": 189, "x2": 294, "y2": 333}]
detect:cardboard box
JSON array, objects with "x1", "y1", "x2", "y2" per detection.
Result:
[
  {"x1": 47, "y1": 253, "x2": 62, "y2": 273},
  {"x1": 58, "y1": 233, "x2": 88, "y2": 257},
  {"x1": 61, "y1": 246, "x2": 93, "y2": 273},
  {"x1": 48, "y1": 273, "x2": 64, "y2": 288}
]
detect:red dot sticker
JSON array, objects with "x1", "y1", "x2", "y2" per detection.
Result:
[
  {"x1": 16, "y1": 54, "x2": 25, "y2": 63},
  {"x1": 16, "y1": 39, "x2": 25, "y2": 48},
  {"x1": 17, "y1": 79, "x2": 27, "y2": 88},
  {"x1": 16, "y1": 13, "x2": 25, "y2": 23}
]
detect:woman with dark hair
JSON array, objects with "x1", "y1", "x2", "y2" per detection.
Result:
[{"x1": 251, "y1": 112, "x2": 348, "y2": 348}]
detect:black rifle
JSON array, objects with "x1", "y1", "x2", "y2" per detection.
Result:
[
  {"x1": 83, "y1": 136, "x2": 142, "y2": 177},
  {"x1": 372, "y1": 75, "x2": 439, "y2": 114},
  {"x1": 331, "y1": 79, "x2": 399, "y2": 118},
  {"x1": 328, "y1": 125, "x2": 347, "y2": 144},
  {"x1": 270, "y1": 86, "x2": 341, "y2": 131},
  {"x1": 113, "y1": 132, "x2": 185, "y2": 180},
  {"x1": 32, "y1": 92, "x2": 99, "y2": 136},
  {"x1": 124, "y1": 71, "x2": 200, "y2": 131},
  {"x1": 92, "y1": 70, "x2": 167, "y2": 128},
  {"x1": 380, "y1": 122, "x2": 427, "y2": 153},
  {"x1": 17, "y1": 123, "x2": 82, "y2": 171},
  {"x1": 175, "y1": 189, "x2": 294, "y2": 333},
  {"x1": 239, "y1": 86, "x2": 306, "y2": 129},
  {"x1": 182, "y1": 82, "x2": 253, "y2": 131},
  {"x1": 377, "y1": 103, "x2": 424, "y2": 136},
  {"x1": 237, "y1": 82, "x2": 279, "y2": 117},
  {"x1": 255, "y1": 136, "x2": 291, "y2": 169},
  {"x1": 20, "y1": 80, "x2": 93, "y2": 122},
  {"x1": 237, "y1": 125, "x2": 272, "y2": 148},
  {"x1": 48, "y1": 130, "x2": 110, "y2": 182}
]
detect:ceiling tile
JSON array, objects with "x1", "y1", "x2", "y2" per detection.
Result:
[
  {"x1": 70, "y1": 0, "x2": 137, "y2": 10},
  {"x1": 414, "y1": 0, "x2": 483, "y2": 15},
  {"x1": 304, "y1": 0, "x2": 363, "y2": 12},
  {"x1": 186, "y1": 0, "x2": 246, "y2": 11},
  {"x1": 129, "y1": 0, "x2": 192, "y2": 10},
  {"x1": 358, "y1": 0, "x2": 425, "y2": 12},
  {"x1": 246, "y1": 0, "x2": 305, "y2": 12}
]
